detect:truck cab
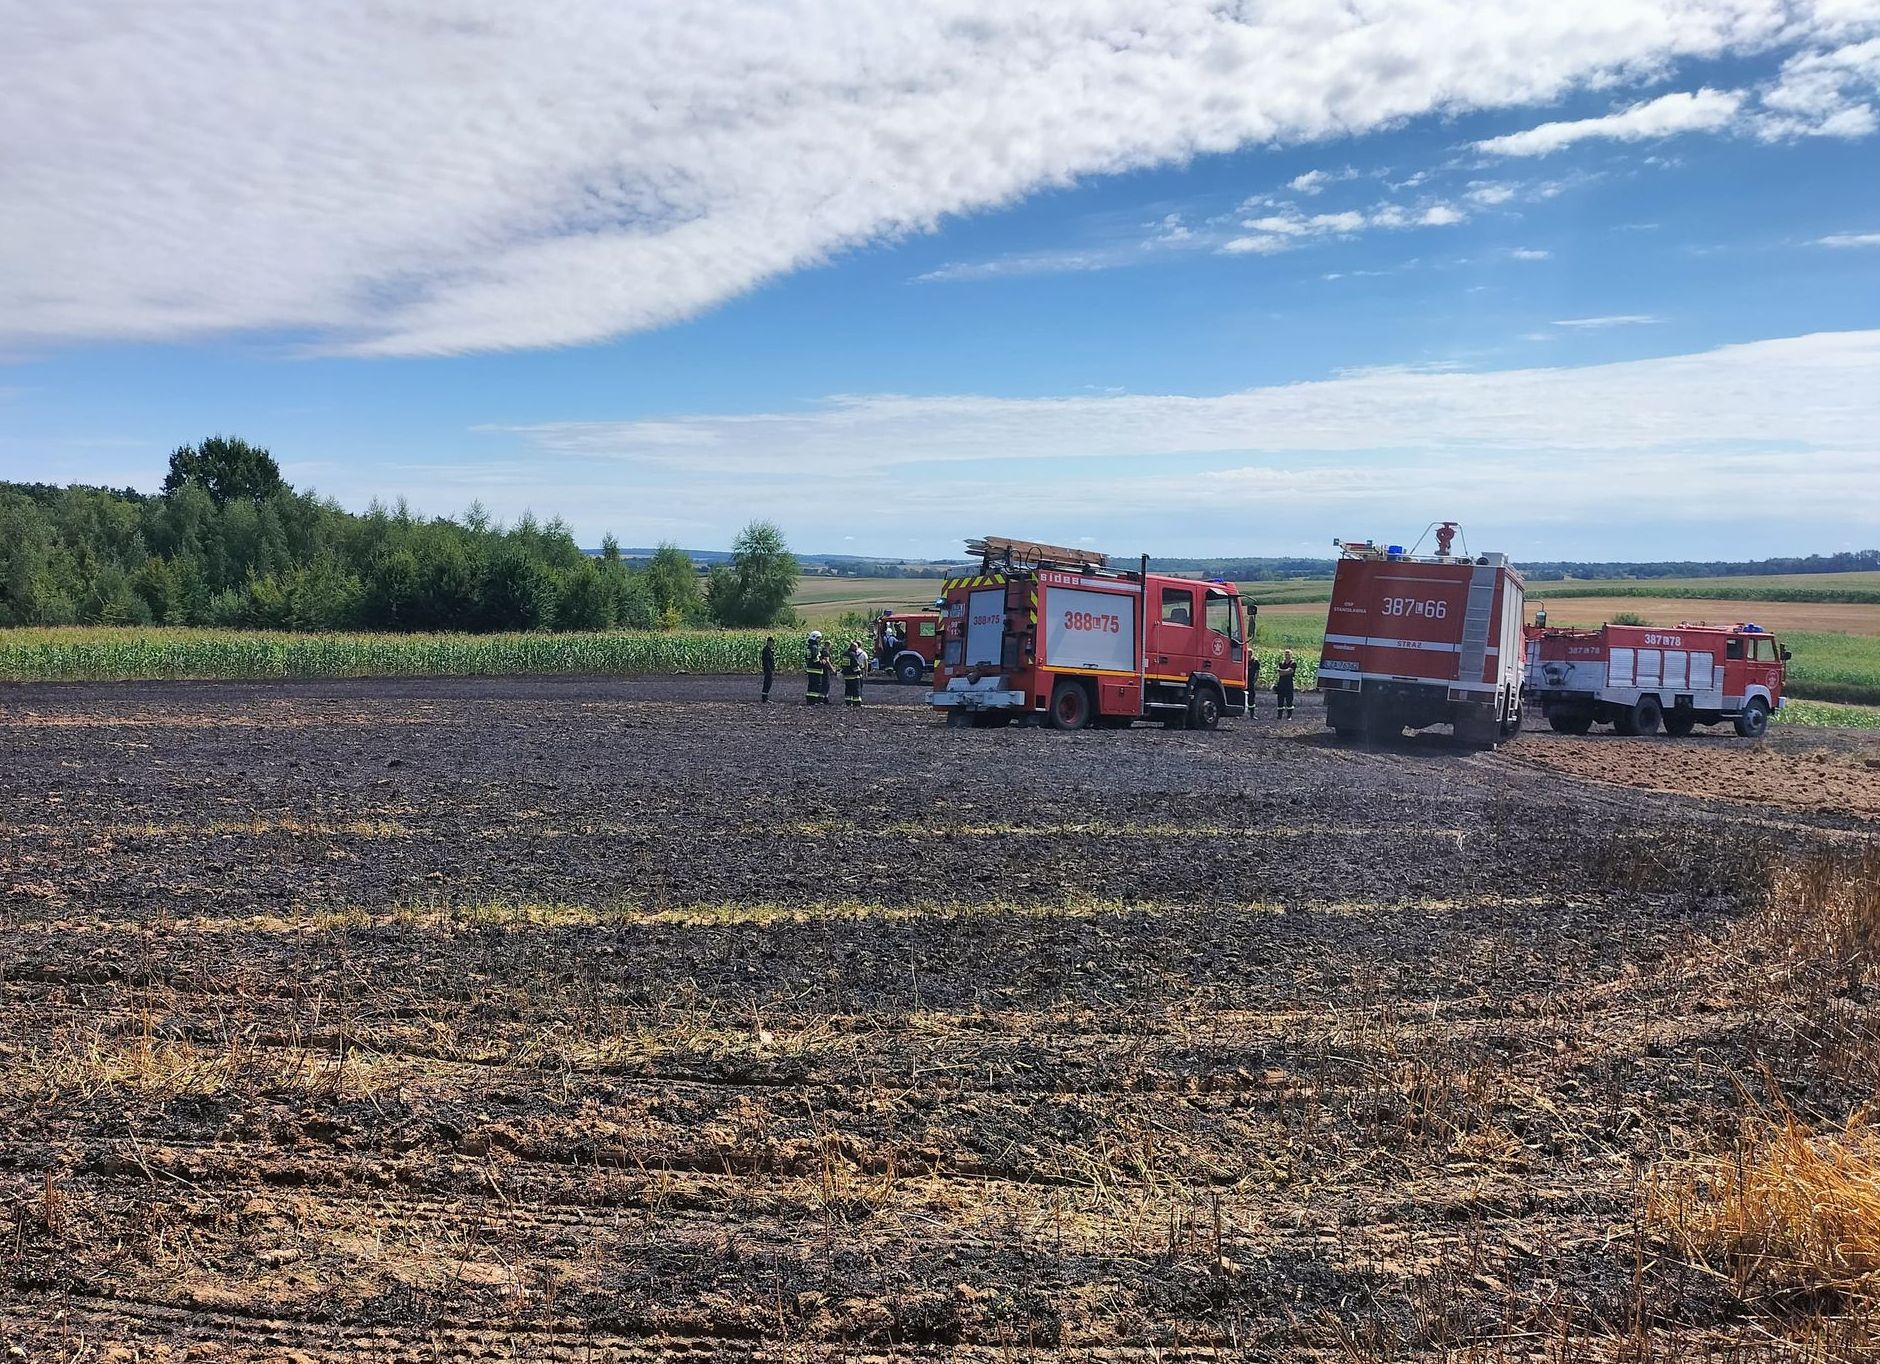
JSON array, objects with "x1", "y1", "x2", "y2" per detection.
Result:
[{"x1": 871, "y1": 611, "x2": 940, "y2": 684}]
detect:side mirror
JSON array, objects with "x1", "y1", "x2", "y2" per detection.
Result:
[{"x1": 1781, "y1": 647, "x2": 1792, "y2": 662}]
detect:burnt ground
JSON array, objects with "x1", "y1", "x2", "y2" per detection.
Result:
[{"x1": 2, "y1": 675, "x2": 1876, "y2": 1362}]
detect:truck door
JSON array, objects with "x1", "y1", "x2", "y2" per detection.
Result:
[
  {"x1": 1203, "y1": 589, "x2": 1244, "y2": 680},
  {"x1": 1747, "y1": 634, "x2": 1783, "y2": 700}
]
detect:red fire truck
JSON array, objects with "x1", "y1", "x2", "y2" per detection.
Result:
[
  {"x1": 870, "y1": 610, "x2": 941, "y2": 684},
  {"x1": 1523, "y1": 621, "x2": 1789, "y2": 737},
  {"x1": 1317, "y1": 523, "x2": 1526, "y2": 746},
  {"x1": 930, "y1": 536, "x2": 1254, "y2": 730}
]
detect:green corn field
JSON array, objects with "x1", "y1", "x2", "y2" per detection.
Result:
[{"x1": 0, "y1": 627, "x2": 805, "y2": 682}]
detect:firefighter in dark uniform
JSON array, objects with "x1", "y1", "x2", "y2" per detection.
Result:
[
  {"x1": 804, "y1": 630, "x2": 827, "y2": 705},
  {"x1": 840, "y1": 639, "x2": 867, "y2": 707},
  {"x1": 760, "y1": 635, "x2": 775, "y2": 703},
  {"x1": 1274, "y1": 649, "x2": 1297, "y2": 720}
]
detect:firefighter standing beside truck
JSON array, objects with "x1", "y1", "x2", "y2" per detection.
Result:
[
  {"x1": 760, "y1": 635, "x2": 775, "y2": 703},
  {"x1": 1274, "y1": 649, "x2": 1297, "y2": 720}
]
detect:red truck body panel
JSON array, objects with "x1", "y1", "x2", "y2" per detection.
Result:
[{"x1": 1318, "y1": 543, "x2": 1525, "y2": 744}]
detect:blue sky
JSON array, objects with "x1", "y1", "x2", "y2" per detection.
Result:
[{"x1": 3, "y1": 2, "x2": 1878, "y2": 560}]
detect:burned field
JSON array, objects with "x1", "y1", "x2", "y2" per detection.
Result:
[{"x1": 3, "y1": 677, "x2": 1877, "y2": 1361}]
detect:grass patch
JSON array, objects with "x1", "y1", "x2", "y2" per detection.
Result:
[
  {"x1": 1651, "y1": 1113, "x2": 1880, "y2": 1306},
  {"x1": 1780, "y1": 700, "x2": 1880, "y2": 730}
]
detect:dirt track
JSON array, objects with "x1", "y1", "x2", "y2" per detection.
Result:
[{"x1": 3, "y1": 676, "x2": 1876, "y2": 1361}]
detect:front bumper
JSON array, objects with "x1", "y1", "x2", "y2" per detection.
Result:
[{"x1": 929, "y1": 679, "x2": 1027, "y2": 711}]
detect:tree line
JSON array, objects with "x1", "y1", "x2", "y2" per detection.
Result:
[{"x1": 0, "y1": 436, "x2": 798, "y2": 632}]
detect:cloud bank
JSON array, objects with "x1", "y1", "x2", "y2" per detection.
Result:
[
  {"x1": 4, "y1": 1, "x2": 1875, "y2": 356},
  {"x1": 458, "y1": 330, "x2": 1880, "y2": 553}
]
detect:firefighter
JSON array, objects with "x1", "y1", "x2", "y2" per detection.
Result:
[
  {"x1": 1274, "y1": 649, "x2": 1297, "y2": 720},
  {"x1": 804, "y1": 630, "x2": 826, "y2": 705},
  {"x1": 759, "y1": 635, "x2": 775, "y2": 703},
  {"x1": 841, "y1": 639, "x2": 867, "y2": 707}
]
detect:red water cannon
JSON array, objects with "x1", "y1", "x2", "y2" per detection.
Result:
[{"x1": 1434, "y1": 522, "x2": 1458, "y2": 558}]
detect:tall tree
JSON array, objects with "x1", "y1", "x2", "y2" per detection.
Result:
[
  {"x1": 162, "y1": 435, "x2": 287, "y2": 507},
  {"x1": 707, "y1": 520, "x2": 799, "y2": 627}
]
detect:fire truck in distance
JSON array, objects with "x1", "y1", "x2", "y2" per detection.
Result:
[
  {"x1": 1524, "y1": 621, "x2": 1789, "y2": 737},
  {"x1": 869, "y1": 610, "x2": 941, "y2": 684},
  {"x1": 1318, "y1": 523, "x2": 1526, "y2": 746},
  {"x1": 930, "y1": 536, "x2": 1254, "y2": 731}
]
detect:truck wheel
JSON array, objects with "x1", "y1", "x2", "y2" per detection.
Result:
[
  {"x1": 1499, "y1": 700, "x2": 1522, "y2": 739},
  {"x1": 945, "y1": 710, "x2": 972, "y2": 729},
  {"x1": 1048, "y1": 680, "x2": 1091, "y2": 732},
  {"x1": 1631, "y1": 696, "x2": 1663, "y2": 737},
  {"x1": 1548, "y1": 714, "x2": 1593, "y2": 735},
  {"x1": 1612, "y1": 709, "x2": 1638, "y2": 736},
  {"x1": 1734, "y1": 698, "x2": 1770, "y2": 738},
  {"x1": 1331, "y1": 724, "x2": 1359, "y2": 740},
  {"x1": 1664, "y1": 708, "x2": 1696, "y2": 737},
  {"x1": 1188, "y1": 688, "x2": 1222, "y2": 731},
  {"x1": 895, "y1": 656, "x2": 923, "y2": 685}
]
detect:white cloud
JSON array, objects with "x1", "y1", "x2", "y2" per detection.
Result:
[
  {"x1": 472, "y1": 330, "x2": 1880, "y2": 546},
  {"x1": 1467, "y1": 182, "x2": 1520, "y2": 205},
  {"x1": 1818, "y1": 231, "x2": 1880, "y2": 246},
  {"x1": 1222, "y1": 198, "x2": 1467, "y2": 255},
  {"x1": 1508, "y1": 247, "x2": 1553, "y2": 260},
  {"x1": 1551, "y1": 314, "x2": 1662, "y2": 328},
  {"x1": 1286, "y1": 167, "x2": 1358, "y2": 195},
  {"x1": 1, "y1": 2, "x2": 1867, "y2": 356},
  {"x1": 1477, "y1": 88, "x2": 1746, "y2": 156},
  {"x1": 1221, "y1": 235, "x2": 1294, "y2": 255},
  {"x1": 1756, "y1": 37, "x2": 1880, "y2": 138}
]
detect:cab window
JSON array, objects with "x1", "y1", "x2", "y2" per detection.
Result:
[
  {"x1": 1160, "y1": 587, "x2": 1194, "y2": 626},
  {"x1": 1753, "y1": 638, "x2": 1778, "y2": 662},
  {"x1": 1205, "y1": 592, "x2": 1240, "y2": 644},
  {"x1": 1726, "y1": 639, "x2": 1744, "y2": 660}
]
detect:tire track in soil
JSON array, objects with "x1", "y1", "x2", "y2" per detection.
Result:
[{"x1": 5, "y1": 677, "x2": 1873, "y2": 1358}]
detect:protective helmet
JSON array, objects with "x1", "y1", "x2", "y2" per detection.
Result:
[{"x1": 808, "y1": 630, "x2": 822, "y2": 641}]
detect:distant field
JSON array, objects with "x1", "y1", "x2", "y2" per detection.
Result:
[
  {"x1": 792, "y1": 576, "x2": 942, "y2": 621},
  {"x1": 1531, "y1": 570, "x2": 1880, "y2": 602},
  {"x1": 1520, "y1": 597, "x2": 1880, "y2": 636}
]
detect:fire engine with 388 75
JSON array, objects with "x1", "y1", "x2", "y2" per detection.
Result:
[{"x1": 929, "y1": 536, "x2": 1255, "y2": 732}]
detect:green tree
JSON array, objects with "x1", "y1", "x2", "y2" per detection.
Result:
[
  {"x1": 645, "y1": 543, "x2": 704, "y2": 628},
  {"x1": 479, "y1": 549, "x2": 556, "y2": 631},
  {"x1": 707, "y1": 520, "x2": 799, "y2": 627},
  {"x1": 162, "y1": 435, "x2": 287, "y2": 507},
  {"x1": 554, "y1": 559, "x2": 616, "y2": 631}
]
